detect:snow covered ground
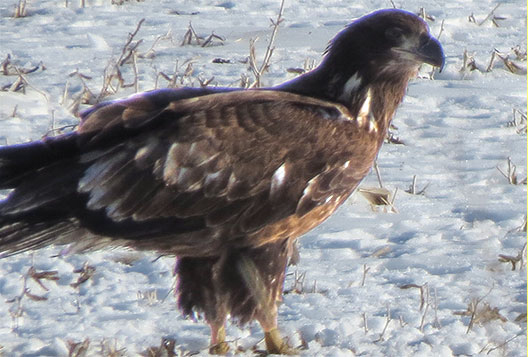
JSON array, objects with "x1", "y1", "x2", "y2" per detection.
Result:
[{"x1": 0, "y1": 0, "x2": 526, "y2": 356}]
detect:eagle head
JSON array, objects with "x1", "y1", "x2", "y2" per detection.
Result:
[
  {"x1": 325, "y1": 9, "x2": 445, "y2": 77},
  {"x1": 279, "y1": 9, "x2": 444, "y2": 120}
]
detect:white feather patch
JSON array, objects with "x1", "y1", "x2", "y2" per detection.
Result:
[
  {"x1": 78, "y1": 152, "x2": 127, "y2": 192},
  {"x1": 358, "y1": 88, "x2": 372, "y2": 118},
  {"x1": 270, "y1": 162, "x2": 288, "y2": 197},
  {"x1": 339, "y1": 73, "x2": 361, "y2": 102},
  {"x1": 367, "y1": 114, "x2": 379, "y2": 133},
  {"x1": 163, "y1": 143, "x2": 181, "y2": 185}
]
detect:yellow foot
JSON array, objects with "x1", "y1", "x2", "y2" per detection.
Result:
[
  {"x1": 264, "y1": 328, "x2": 297, "y2": 355},
  {"x1": 209, "y1": 325, "x2": 230, "y2": 355},
  {"x1": 209, "y1": 341, "x2": 230, "y2": 355}
]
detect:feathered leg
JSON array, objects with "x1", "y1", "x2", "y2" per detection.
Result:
[
  {"x1": 176, "y1": 256, "x2": 229, "y2": 354},
  {"x1": 237, "y1": 239, "x2": 297, "y2": 354}
]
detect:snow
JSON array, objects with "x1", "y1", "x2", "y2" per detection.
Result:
[{"x1": 0, "y1": 0, "x2": 526, "y2": 356}]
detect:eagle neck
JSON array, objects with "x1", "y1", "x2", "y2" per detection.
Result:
[{"x1": 275, "y1": 64, "x2": 412, "y2": 143}]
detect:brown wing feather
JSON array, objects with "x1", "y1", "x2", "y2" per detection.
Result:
[{"x1": 75, "y1": 90, "x2": 377, "y2": 254}]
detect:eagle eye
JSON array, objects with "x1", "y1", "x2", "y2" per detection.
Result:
[{"x1": 385, "y1": 27, "x2": 404, "y2": 42}]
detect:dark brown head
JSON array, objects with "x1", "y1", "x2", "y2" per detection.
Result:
[
  {"x1": 324, "y1": 9, "x2": 444, "y2": 82},
  {"x1": 276, "y1": 8, "x2": 444, "y2": 146},
  {"x1": 279, "y1": 9, "x2": 444, "y2": 116}
]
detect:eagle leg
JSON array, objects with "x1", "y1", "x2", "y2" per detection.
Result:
[
  {"x1": 256, "y1": 307, "x2": 296, "y2": 355},
  {"x1": 209, "y1": 324, "x2": 230, "y2": 355},
  {"x1": 236, "y1": 240, "x2": 296, "y2": 354},
  {"x1": 264, "y1": 328, "x2": 297, "y2": 355}
]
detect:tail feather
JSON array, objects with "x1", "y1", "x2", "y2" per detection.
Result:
[
  {"x1": 0, "y1": 133, "x2": 79, "y2": 189},
  {"x1": 0, "y1": 214, "x2": 78, "y2": 257},
  {"x1": 0, "y1": 134, "x2": 85, "y2": 256}
]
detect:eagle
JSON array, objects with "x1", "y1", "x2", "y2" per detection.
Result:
[{"x1": 0, "y1": 9, "x2": 443, "y2": 354}]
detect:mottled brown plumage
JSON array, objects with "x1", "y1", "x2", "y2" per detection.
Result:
[{"x1": 0, "y1": 9, "x2": 443, "y2": 354}]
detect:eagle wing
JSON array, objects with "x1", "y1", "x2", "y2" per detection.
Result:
[{"x1": 1, "y1": 90, "x2": 374, "y2": 256}]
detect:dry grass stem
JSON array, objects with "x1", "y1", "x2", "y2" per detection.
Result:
[
  {"x1": 1, "y1": 55, "x2": 43, "y2": 75},
  {"x1": 400, "y1": 283, "x2": 440, "y2": 330},
  {"x1": 100, "y1": 339, "x2": 127, "y2": 357},
  {"x1": 487, "y1": 49, "x2": 527, "y2": 75},
  {"x1": 374, "y1": 305, "x2": 392, "y2": 342},
  {"x1": 13, "y1": 0, "x2": 28, "y2": 18},
  {"x1": 284, "y1": 269, "x2": 306, "y2": 294},
  {"x1": 453, "y1": 286, "x2": 503, "y2": 333},
  {"x1": 248, "y1": 0, "x2": 285, "y2": 88},
  {"x1": 496, "y1": 157, "x2": 526, "y2": 185},
  {"x1": 508, "y1": 108, "x2": 527, "y2": 134},
  {"x1": 514, "y1": 312, "x2": 527, "y2": 322},
  {"x1": 406, "y1": 175, "x2": 429, "y2": 195},
  {"x1": 359, "y1": 187, "x2": 390, "y2": 205},
  {"x1": 28, "y1": 266, "x2": 59, "y2": 291},
  {"x1": 432, "y1": 288, "x2": 441, "y2": 328},
  {"x1": 181, "y1": 22, "x2": 204, "y2": 46},
  {"x1": 156, "y1": 60, "x2": 197, "y2": 88},
  {"x1": 141, "y1": 338, "x2": 178, "y2": 357},
  {"x1": 361, "y1": 264, "x2": 370, "y2": 287},
  {"x1": 482, "y1": 333, "x2": 523, "y2": 355},
  {"x1": 460, "y1": 49, "x2": 480, "y2": 74},
  {"x1": 68, "y1": 339, "x2": 90, "y2": 357},
  {"x1": 139, "y1": 30, "x2": 174, "y2": 60},
  {"x1": 359, "y1": 186, "x2": 398, "y2": 213},
  {"x1": 511, "y1": 45, "x2": 527, "y2": 61},
  {"x1": 284, "y1": 269, "x2": 322, "y2": 294},
  {"x1": 417, "y1": 8, "x2": 435, "y2": 22},
  {"x1": 478, "y1": 4, "x2": 502, "y2": 26},
  {"x1": 43, "y1": 124, "x2": 78, "y2": 138},
  {"x1": 201, "y1": 32, "x2": 225, "y2": 48},
  {"x1": 400, "y1": 283, "x2": 427, "y2": 311},
  {"x1": 498, "y1": 252, "x2": 523, "y2": 271},
  {"x1": 373, "y1": 161, "x2": 383, "y2": 188},
  {"x1": 498, "y1": 243, "x2": 526, "y2": 271},
  {"x1": 62, "y1": 70, "x2": 97, "y2": 113},
  {"x1": 0, "y1": 57, "x2": 48, "y2": 100},
  {"x1": 97, "y1": 18, "x2": 145, "y2": 102},
  {"x1": 10, "y1": 67, "x2": 48, "y2": 101},
  {"x1": 70, "y1": 262, "x2": 96, "y2": 288},
  {"x1": 362, "y1": 312, "x2": 369, "y2": 334},
  {"x1": 419, "y1": 291, "x2": 430, "y2": 331},
  {"x1": 137, "y1": 289, "x2": 158, "y2": 305},
  {"x1": 6, "y1": 266, "x2": 59, "y2": 329},
  {"x1": 386, "y1": 129, "x2": 405, "y2": 144}
]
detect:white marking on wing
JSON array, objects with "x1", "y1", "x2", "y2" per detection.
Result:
[
  {"x1": 367, "y1": 114, "x2": 379, "y2": 133},
  {"x1": 163, "y1": 143, "x2": 181, "y2": 185},
  {"x1": 339, "y1": 73, "x2": 361, "y2": 102},
  {"x1": 205, "y1": 170, "x2": 222, "y2": 183},
  {"x1": 135, "y1": 146, "x2": 149, "y2": 161},
  {"x1": 297, "y1": 174, "x2": 320, "y2": 208},
  {"x1": 270, "y1": 162, "x2": 288, "y2": 197},
  {"x1": 358, "y1": 88, "x2": 372, "y2": 118},
  {"x1": 79, "y1": 151, "x2": 127, "y2": 192},
  {"x1": 302, "y1": 175, "x2": 318, "y2": 195}
]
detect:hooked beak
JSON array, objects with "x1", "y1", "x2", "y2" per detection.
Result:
[
  {"x1": 394, "y1": 35, "x2": 445, "y2": 71},
  {"x1": 417, "y1": 36, "x2": 445, "y2": 70}
]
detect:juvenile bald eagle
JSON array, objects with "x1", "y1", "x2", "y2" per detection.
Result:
[{"x1": 0, "y1": 9, "x2": 443, "y2": 354}]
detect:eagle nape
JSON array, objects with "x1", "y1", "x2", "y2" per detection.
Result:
[{"x1": 0, "y1": 9, "x2": 443, "y2": 355}]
